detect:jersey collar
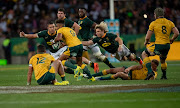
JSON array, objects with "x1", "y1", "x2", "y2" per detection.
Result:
[
  {"x1": 101, "y1": 33, "x2": 106, "y2": 38},
  {"x1": 80, "y1": 16, "x2": 87, "y2": 20},
  {"x1": 63, "y1": 17, "x2": 66, "y2": 20},
  {"x1": 48, "y1": 31, "x2": 57, "y2": 36}
]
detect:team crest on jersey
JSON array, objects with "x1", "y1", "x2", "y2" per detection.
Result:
[
  {"x1": 106, "y1": 37, "x2": 109, "y2": 40},
  {"x1": 78, "y1": 21, "x2": 83, "y2": 25},
  {"x1": 45, "y1": 36, "x2": 48, "y2": 39}
]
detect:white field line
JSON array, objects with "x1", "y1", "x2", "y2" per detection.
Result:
[
  {"x1": 0, "y1": 98, "x2": 179, "y2": 104},
  {"x1": 0, "y1": 84, "x2": 147, "y2": 94}
]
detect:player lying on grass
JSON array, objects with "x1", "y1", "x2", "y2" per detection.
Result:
[
  {"x1": 142, "y1": 7, "x2": 179, "y2": 80},
  {"x1": 92, "y1": 57, "x2": 159, "y2": 80},
  {"x1": 27, "y1": 44, "x2": 69, "y2": 85},
  {"x1": 82, "y1": 21, "x2": 143, "y2": 65}
]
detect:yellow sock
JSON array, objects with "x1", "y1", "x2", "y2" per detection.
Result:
[
  {"x1": 161, "y1": 62, "x2": 167, "y2": 70},
  {"x1": 102, "y1": 70, "x2": 108, "y2": 75}
]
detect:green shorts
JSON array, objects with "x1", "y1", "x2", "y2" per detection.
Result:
[
  {"x1": 37, "y1": 71, "x2": 55, "y2": 85},
  {"x1": 146, "y1": 44, "x2": 170, "y2": 57},
  {"x1": 64, "y1": 44, "x2": 83, "y2": 57}
]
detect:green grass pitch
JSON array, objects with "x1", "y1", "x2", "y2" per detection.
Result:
[{"x1": 0, "y1": 61, "x2": 180, "y2": 108}]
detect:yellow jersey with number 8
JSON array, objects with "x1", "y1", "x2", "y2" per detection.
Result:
[
  {"x1": 149, "y1": 18, "x2": 175, "y2": 44},
  {"x1": 57, "y1": 27, "x2": 82, "y2": 47},
  {"x1": 29, "y1": 53, "x2": 55, "y2": 80}
]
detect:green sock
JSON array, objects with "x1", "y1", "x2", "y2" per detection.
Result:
[
  {"x1": 82, "y1": 66, "x2": 92, "y2": 78},
  {"x1": 103, "y1": 58, "x2": 115, "y2": 68},
  {"x1": 135, "y1": 56, "x2": 140, "y2": 62},
  {"x1": 61, "y1": 76, "x2": 66, "y2": 81},
  {"x1": 99, "y1": 76, "x2": 113, "y2": 80},
  {"x1": 65, "y1": 68, "x2": 74, "y2": 74},
  {"x1": 92, "y1": 72, "x2": 103, "y2": 77},
  {"x1": 65, "y1": 61, "x2": 77, "y2": 69},
  {"x1": 68, "y1": 58, "x2": 77, "y2": 64},
  {"x1": 161, "y1": 69, "x2": 167, "y2": 77},
  {"x1": 146, "y1": 62, "x2": 153, "y2": 74},
  {"x1": 90, "y1": 62, "x2": 94, "y2": 68}
]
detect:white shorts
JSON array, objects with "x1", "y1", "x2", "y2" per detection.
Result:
[
  {"x1": 50, "y1": 46, "x2": 68, "y2": 60},
  {"x1": 83, "y1": 43, "x2": 101, "y2": 54},
  {"x1": 114, "y1": 44, "x2": 131, "y2": 61}
]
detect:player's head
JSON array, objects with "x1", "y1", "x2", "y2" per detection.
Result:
[
  {"x1": 78, "y1": 8, "x2": 86, "y2": 18},
  {"x1": 47, "y1": 20, "x2": 55, "y2": 34},
  {"x1": 55, "y1": 19, "x2": 65, "y2": 29},
  {"x1": 37, "y1": 44, "x2": 46, "y2": 53},
  {"x1": 95, "y1": 21, "x2": 108, "y2": 37},
  {"x1": 57, "y1": 8, "x2": 66, "y2": 20},
  {"x1": 154, "y1": 7, "x2": 164, "y2": 19},
  {"x1": 151, "y1": 59, "x2": 159, "y2": 71}
]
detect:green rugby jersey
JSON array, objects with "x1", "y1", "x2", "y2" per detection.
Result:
[
  {"x1": 64, "y1": 17, "x2": 74, "y2": 28},
  {"x1": 78, "y1": 16, "x2": 94, "y2": 41},
  {"x1": 37, "y1": 30, "x2": 58, "y2": 53},
  {"x1": 92, "y1": 33, "x2": 119, "y2": 54}
]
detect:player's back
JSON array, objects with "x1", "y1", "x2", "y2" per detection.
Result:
[
  {"x1": 132, "y1": 64, "x2": 157, "y2": 80},
  {"x1": 149, "y1": 18, "x2": 175, "y2": 44},
  {"x1": 57, "y1": 27, "x2": 82, "y2": 47},
  {"x1": 29, "y1": 53, "x2": 55, "y2": 80}
]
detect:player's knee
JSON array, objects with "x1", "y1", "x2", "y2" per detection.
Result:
[
  {"x1": 93, "y1": 52, "x2": 106, "y2": 61},
  {"x1": 142, "y1": 51, "x2": 149, "y2": 59}
]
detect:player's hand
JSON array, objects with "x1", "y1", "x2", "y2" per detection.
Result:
[
  {"x1": 144, "y1": 41, "x2": 150, "y2": 46},
  {"x1": 124, "y1": 69, "x2": 130, "y2": 73},
  {"x1": 170, "y1": 39, "x2": 174, "y2": 44},
  {"x1": 20, "y1": 31, "x2": 25, "y2": 37},
  {"x1": 118, "y1": 45, "x2": 123, "y2": 52}
]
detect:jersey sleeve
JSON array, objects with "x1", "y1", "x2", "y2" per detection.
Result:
[
  {"x1": 148, "y1": 22, "x2": 154, "y2": 31},
  {"x1": 92, "y1": 37, "x2": 99, "y2": 43},
  {"x1": 50, "y1": 55, "x2": 55, "y2": 62},
  {"x1": 87, "y1": 18, "x2": 94, "y2": 27},
  {"x1": 65, "y1": 19, "x2": 74, "y2": 28},
  {"x1": 29, "y1": 57, "x2": 33, "y2": 67},
  {"x1": 37, "y1": 30, "x2": 46, "y2": 38},
  {"x1": 170, "y1": 21, "x2": 175, "y2": 29}
]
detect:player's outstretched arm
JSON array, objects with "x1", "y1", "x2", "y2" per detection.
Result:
[
  {"x1": 20, "y1": 31, "x2": 38, "y2": 38},
  {"x1": 27, "y1": 66, "x2": 33, "y2": 85},
  {"x1": 115, "y1": 36, "x2": 123, "y2": 52},
  {"x1": 72, "y1": 22, "x2": 80, "y2": 35},
  {"x1": 144, "y1": 30, "x2": 153, "y2": 46},
  {"x1": 82, "y1": 40, "x2": 94, "y2": 46},
  {"x1": 125, "y1": 65, "x2": 142, "y2": 73},
  {"x1": 170, "y1": 27, "x2": 179, "y2": 44}
]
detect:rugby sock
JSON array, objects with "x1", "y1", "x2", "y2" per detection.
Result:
[
  {"x1": 81, "y1": 64, "x2": 92, "y2": 78},
  {"x1": 103, "y1": 58, "x2": 115, "y2": 68},
  {"x1": 60, "y1": 74, "x2": 66, "y2": 81},
  {"x1": 90, "y1": 62, "x2": 94, "y2": 68},
  {"x1": 82, "y1": 51, "x2": 90, "y2": 60},
  {"x1": 92, "y1": 72, "x2": 103, "y2": 77},
  {"x1": 64, "y1": 68, "x2": 74, "y2": 74},
  {"x1": 161, "y1": 63, "x2": 167, "y2": 77},
  {"x1": 62, "y1": 60, "x2": 77, "y2": 69},
  {"x1": 143, "y1": 57, "x2": 153, "y2": 74},
  {"x1": 146, "y1": 62, "x2": 153, "y2": 74},
  {"x1": 100, "y1": 75, "x2": 116, "y2": 80},
  {"x1": 68, "y1": 58, "x2": 77, "y2": 64},
  {"x1": 92, "y1": 70, "x2": 107, "y2": 77}
]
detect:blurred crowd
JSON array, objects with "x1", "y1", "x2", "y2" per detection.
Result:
[{"x1": 0, "y1": 0, "x2": 180, "y2": 38}]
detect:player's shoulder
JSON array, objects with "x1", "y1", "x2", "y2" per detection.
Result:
[{"x1": 38, "y1": 30, "x2": 48, "y2": 34}]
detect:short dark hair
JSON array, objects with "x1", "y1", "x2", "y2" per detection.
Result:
[
  {"x1": 79, "y1": 7, "x2": 87, "y2": 11},
  {"x1": 37, "y1": 44, "x2": 46, "y2": 53},
  {"x1": 55, "y1": 19, "x2": 65, "y2": 25},
  {"x1": 152, "y1": 59, "x2": 159, "y2": 66},
  {"x1": 47, "y1": 20, "x2": 55, "y2": 26},
  {"x1": 58, "y1": 8, "x2": 66, "y2": 14}
]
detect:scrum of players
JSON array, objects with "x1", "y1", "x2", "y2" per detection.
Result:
[{"x1": 20, "y1": 7, "x2": 179, "y2": 85}]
